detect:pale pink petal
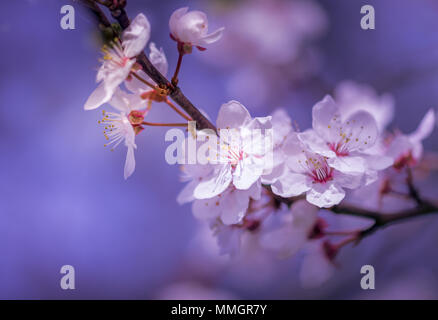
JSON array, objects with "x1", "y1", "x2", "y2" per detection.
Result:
[
  {"x1": 125, "y1": 70, "x2": 152, "y2": 94},
  {"x1": 327, "y1": 155, "x2": 366, "y2": 174},
  {"x1": 124, "y1": 146, "x2": 136, "y2": 179},
  {"x1": 193, "y1": 165, "x2": 232, "y2": 199},
  {"x1": 271, "y1": 172, "x2": 311, "y2": 198},
  {"x1": 233, "y1": 158, "x2": 263, "y2": 190},
  {"x1": 216, "y1": 100, "x2": 251, "y2": 129},
  {"x1": 312, "y1": 95, "x2": 341, "y2": 141},
  {"x1": 169, "y1": 7, "x2": 189, "y2": 39},
  {"x1": 340, "y1": 110, "x2": 379, "y2": 151},
  {"x1": 176, "y1": 180, "x2": 197, "y2": 205},
  {"x1": 220, "y1": 190, "x2": 249, "y2": 225},
  {"x1": 364, "y1": 154, "x2": 393, "y2": 170},
  {"x1": 149, "y1": 42, "x2": 168, "y2": 76},
  {"x1": 332, "y1": 170, "x2": 364, "y2": 190},
  {"x1": 122, "y1": 13, "x2": 151, "y2": 58},
  {"x1": 177, "y1": 11, "x2": 208, "y2": 44},
  {"x1": 84, "y1": 82, "x2": 112, "y2": 110},
  {"x1": 192, "y1": 197, "x2": 221, "y2": 220},
  {"x1": 409, "y1": 109, "x2": 436, "y2": 143},
  {"x1": 198, "y1": 27, "x2": 225, "y2": 46},
  {"x1": 298, "y1": 130, "x2": 335, "y2": 158},
  {"x1": 282, "y1": 134, "x2": 309, "y2": 174},
  {"x1": 306, "y1": 182, "x2": 345, "y2": 208}
]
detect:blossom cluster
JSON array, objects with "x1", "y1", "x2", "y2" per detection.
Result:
[{"x1": 83, "y1": 7, "x2": 436, "y2": 269}]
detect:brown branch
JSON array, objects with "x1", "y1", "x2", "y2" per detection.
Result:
[{"x1": 331, "y1": 200, "x2": 438, "y2": 241}]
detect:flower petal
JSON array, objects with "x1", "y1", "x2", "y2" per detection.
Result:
[
  {"x1": 409, "y1": 109, "x2": 436, "y2": 143},
  {"x1": 122, "y1": 13, "x2": 151, "y2": 58},
  {"x1": 327, "y1": 155, "x2": 366, "y2": 174},
  {"x1": 192, "y1": 197, "x2": 221, "y2": 220},
  {"x1": 340, "y1": 110, "x2": 379, "y2": 151},
  {"x1": 220, "y1": 190, "x2": 249, "y2": 225},
  {"x1": 198, "y1": 27, "x2": 225, "y2": 45},
  {"x1": 193, "y1": 165, "x2": 232, "y2": 199},
  {"x1": 312, "y1": 95, "x2": 341, "y2": 141},
  {"x1": 84, "y1": 82, "x2": 112, "y2": 110},
  {"x1": 149, "y1": 42, "x2": 168, "y2": 76},
  {"x1": 271, "y1": 172, "x2": 311, "y2": 198},
  {"x1": 124, "y1": 146, "x2": 136, "y2": 179},
  {"x1": 306, "y1": 182, "x2": 345, "y2": 208},
  {"x1": 169, "y1": 7, "x2": 189, "y2": 39},
  {"x1": 216, "y1": 100, "x2": 251, "y2": 129},
  {"x1": 298, "y1": 130, "x2": 335, "y2": 158}
]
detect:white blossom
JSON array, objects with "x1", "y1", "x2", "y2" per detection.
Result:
[
  {"x1": 100, "y1": 88, "x2": 147, "y2": 179},
  {"x1": 84, "y1": 13, "x2": 151, "y2": 110},
  {"x1": 169, "y1": 7, "x2": 224, "y2": 49},
  {"x1": 271, "y1": 132, "x2": 364, "y2": 208}
]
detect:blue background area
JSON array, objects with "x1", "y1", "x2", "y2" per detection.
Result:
[{"x1": 0, "y1": 0, "x2": 437, "y2": 299}]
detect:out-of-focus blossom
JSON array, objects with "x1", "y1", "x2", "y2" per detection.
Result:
[
  {"x1": 84, "y1": 13, "x2": 151, "y2": 110},
  {"x1": 271, "y1": 132, "x2": 364, "y2": 208},
  {"x1": 157, "y1": 281, "x2": 237, "y2": 300},
  {"x1": 203, "y1": 0, "x2": 327, "y2": 108},
  {"x1": 388, "y1": 109, "x2": 436, "y2": 169},
  {"x1": 334, "y1": 81, "x2": 395, "y2": 132},
  {"x1": 299, "y1": 241, "x2": 336, "y2": 288},
  {"x1": 100, "y1": 88, "x2": 147, "y2": 179},
  {"x1": 207, "y1": 0, "x2": 327, "y2": 65},
  {"x1": 260, "y1": 200, "x2": 319, "y2": 257},
  {"x1": 169, "y1": 7, "x2": 224, "y2": 50}
]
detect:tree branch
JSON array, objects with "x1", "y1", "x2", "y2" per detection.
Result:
[{"x1": 332, "y1": 200, "x2": 438, "y2": 241}]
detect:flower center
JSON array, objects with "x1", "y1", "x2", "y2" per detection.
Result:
[
  {"x1": 328, "y1": 142, "x2": 349, "y2": 157},
  {"x1": 102, "y1": 41, "x2": 131, "y2": 67},
  {"x1": 300, "y1": 153, "x2": 333, "y2": 183},
  {"x1": 99, "y1": 110, "x2": 134, "y2": 151}
]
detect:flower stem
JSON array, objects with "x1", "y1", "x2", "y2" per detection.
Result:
[
  {"x1": 165, "y1": 99, "x2": 192, "y2": 121},
  {"x1": 131, "y1": 71, "x2": 156, "y2": 89},
  {"x1": 142, "y1": 121, "x2": 187, "y2": 127},
  {"x1": 171, "y1": 51, "x2": 184, "y2": 86}
]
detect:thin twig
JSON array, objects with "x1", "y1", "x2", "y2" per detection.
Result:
[
  {"x1": 142, "y1": 121, "x2": 187, "y2": 127},
  {"x1": 165, "y1": 99, "x2": 192, "y2": 121}
]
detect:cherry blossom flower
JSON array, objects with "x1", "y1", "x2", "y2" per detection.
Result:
[
  {"x1": 260, "y1": 200, "x2": 319, "y2": 257},
  {"x1": 192, "y1": 101, "x2": 273, "y2": 200},
  {"x1": 125, "y1": 42, "x2": 168, "y2": 99},
  {"x1": 84, "y1": 13, "x2": 151, "y2": 110},
  {"x1": 100, "y1": 88, "x2": 148, "y2": 179},
  {"x1": 271, "y1": 132, "x2": 364, "y2": 208},
  {"x1": 169, "y1": 7, "x2": 224, "y2": 51},
  {"x1": 299, "y1": 95, "x2": 393, "y2": 176},
  {"x1": 388, "y1": 109, "x2": 436, "y2": 169}
]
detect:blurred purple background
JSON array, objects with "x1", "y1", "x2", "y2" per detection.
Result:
[{"x1": 0, "y1": 0, "x2": 437, "y2": 299}]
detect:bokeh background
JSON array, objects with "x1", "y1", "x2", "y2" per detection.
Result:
[{"x1": 1, "y1": 0, "x2": 438, "y2": 299}]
